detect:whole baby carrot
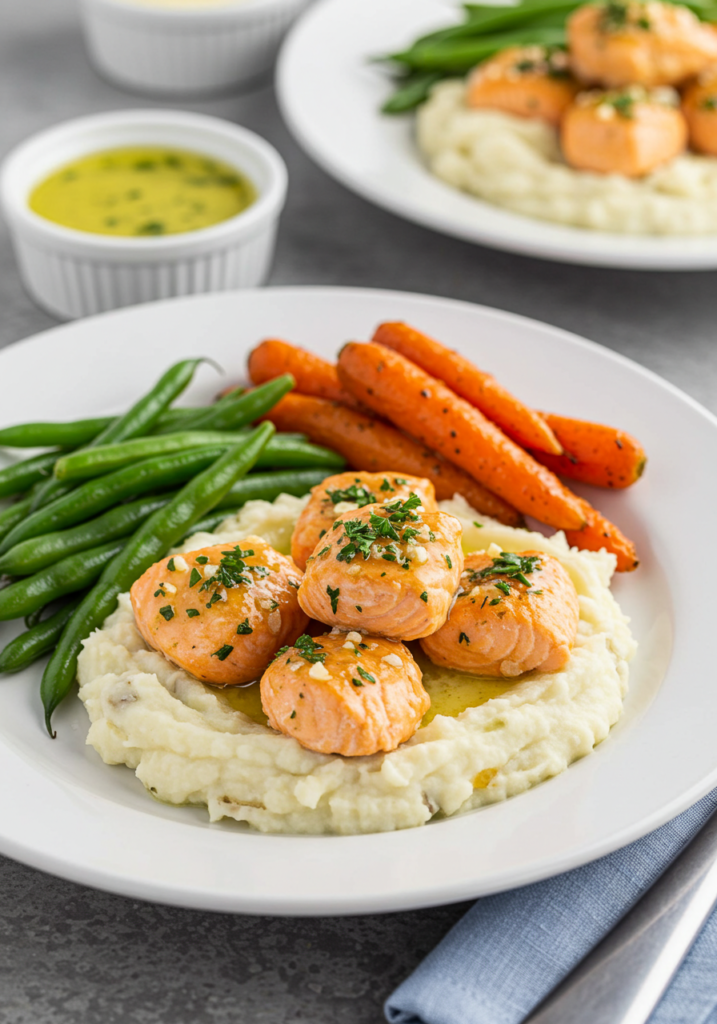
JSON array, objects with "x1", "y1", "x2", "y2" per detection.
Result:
[
  {"x1": 262, "y1": 392, "x2": 524, "y2": 527},
  {"x1": 248, "y1": 339, "x2": 364, "y2": 410},
  {"x1": 372, "y1": 321, "x2": 563, "y2": 455},
  {"x1": 563, "y1": 496, "x2": 639, "y2": 571},
  {"x1": 532, "y1": 412, "x2": 647, "y2": 489},
  {"x1": 337, "y1": 342, "x2": 585, "y2": 530}
]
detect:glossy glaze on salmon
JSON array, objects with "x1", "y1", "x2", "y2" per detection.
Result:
[
  {"x1": 466, "y1": 45, "x2": 579, "y2": 124},
  {"x1": 561, "y1": 87, "x2": 687, "y2": 175},
  {"x1": 568, "y1": 1, "x2": 717, "y2": 88},
  {"x1": 130, "y1": 536, "x2": 307, "y2": 686},
  {"x1": 291, "y1": 470, "x2": 437, "y2": 571},
  {"x1": 682, "y1": 69, "x2": 717, "y2": 155},
  {"x1": 298, "y1": 495, "x2": 463, "y2": 640},
  {"x1": 260, "y1": 632, "x2": 429, "y2": 756},
  {"x1": 420, "y1": 549, "x2": 579, "y2": 677}
]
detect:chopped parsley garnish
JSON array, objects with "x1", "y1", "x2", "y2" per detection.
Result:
[
  {"x1": 420, "y1": 591, "x2": 428, "y2": 603},
  {"x1": 351, "y1": 677, "x2": 364, "y2": 687},
  {"x1": 189, "y1": 568, "x2": 202, "y2": 588},
  {"x1": 529, "y1": 589, "x2": 544, "y2": 596},
  {"x1": 494, "y1": 580, "x2": 512, "y2": 596},
  {"x1": 380, "y1": 478, "x2": 395, "y2": 492},
  {"x1": 154, "y1": 587, "x2": 166, "y2": 598},
  {"x1": 402, "y1": 527, "x2": 420, "y2": 543},
  {"x1": 200, "y1": 546, "x2": 265, "y2": 592},
  {"x1": 288, "y1": 579, "x2": 300, "y2": 588},
  {"x1": 428, "y1": 530, "x2": 436, "y2": 543},
  {"x1": 473, "y1": 521, "x2": 483, "y2": 529},
  {"x1": 335, "y1": 494, "x2": 424, "y2": 563},
  {"x1": 196, "y1": 556, "x2": 209, "y2": 565},
  {"x1": 395, "y1": 477, "x2": 407, "y2": 485},
  {"x1": 445, "y1": 555, "x2": 452, "y2": 569},
  {"x1": 159, "y1": 605, "x2": 174, "y2": 621},
  {"x1": 327, "y1": 585, "x2": 340, "y2": 613},
  {"x1": 206, "y1": 592, "x2": 223, "y2": 609},
  {"x1": 236, "y1": 618, "x2": 253, "y2": 635},
  {"x1": 702, "y1": 96, "x2": 717, "y2": 111},
  {"x1": 472, "y1": 552, "x2": 541, "y2": 588},
  {"x1": 356, "y1": 605, "x2": 362, "y2": 612},
  {"x1": 318, "y1": 529, "x2": 327, "y2": 539},
  {"x1": 357, "y1": 666, "x2": 376, "y2": 684},
  {"x1": 186, "y1": 609, "x2": 200, "y2": 618},
  {"x1": 290, "y1": 710, "x2": 296, "y2": 719},
  {"x1": 167, "y1": 558, "x2": 176, "y2": 572},
  {"x1": 489, "y1": 597, "x2": 502, "y2": 606},
  {"x1": 459, "y1": 632, "x2": 470, "y2": 645},
  {"x1": 609, "y1": 93, "x2": 636, "y2": 119},
  {"x1": 284, "y1": 634, "x2": 327, "y2": 664},
  {"x1": 316, "y1": 546, "x2": 331, "y2": 558},
  {"x1": 327, "y1": 483, "x2": 375, "y2": 506},
  {"x1": 212, "y1": 644, "x2": 233, "y2": 661}
]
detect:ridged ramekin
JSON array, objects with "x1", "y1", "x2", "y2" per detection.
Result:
[
  {"x1": 80, "y1": 0, "x2": 310, "y2": 96},
  {"x1": 0, "y1": 109, "x2": 288, "y2": 320}
]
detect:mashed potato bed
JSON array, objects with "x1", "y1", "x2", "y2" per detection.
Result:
[
  {"x1": 77, "y1": 493, "x2": 636, "y2": 836},
  {"x1": 418, "y1": 79, "x2": 717, "y2": 235}
]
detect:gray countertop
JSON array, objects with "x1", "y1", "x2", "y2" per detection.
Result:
[{"x1": 0, "y1": 1, "x2": 715, "y2": 1021}]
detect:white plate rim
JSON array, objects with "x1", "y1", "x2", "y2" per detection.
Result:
[
  {"x1": 276, "y1": 0, "x2": 717, "y2": 271},
  {"x1": 0, "y1": 284, "x2": 714, "y2": 916}
]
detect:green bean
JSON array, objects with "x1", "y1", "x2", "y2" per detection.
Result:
[
  {"x1": 383, "y1": 72, "x2": 446, "y2": 114},
  {"x1": 0, "y1": 496, "x2": 34, "y2": 543},
  {"x1": 153, "y1": 375, "x2": 294, "y2": 435},
  {"x1": 0, "y1": 540, "x2": 125, "y2": 622},
  {"x1": 0, "y1": 451, "x2": 64, "y2": 499},
  {"x1": 0, "y1": 496, "x2": 171, "y2": 576},
  {"x1": 0, "y1": 597, "x2": 84, "y2": 674},
  {"x1": 216, "y1": 468, "x2": 332, "y2": 509},
  {"x1": 0, "y1": 407, "x2": 204, "y2": 449},
  {"x1": 0, "y1": 439, "x2": 342, "y2": 556},
  {"x1": 56, "y1": 426, "x2": 320, "y2": 481},
  {"x1": 391, "y1": 25, "x2": 566, "y2": 72},
  {"x1": 30, "y1": 358, "x2": 207, "y2": 513},
  {"x1": 41, "y1": 423, "x2": 275, "y2": 734}
]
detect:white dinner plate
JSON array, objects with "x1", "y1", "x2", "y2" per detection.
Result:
[
  {"x1": 0, "y1": 286, "x2": 713, "y2": 915},
  {"x1": 277, "y1": 0, "x2": 717, "y2": 270}
]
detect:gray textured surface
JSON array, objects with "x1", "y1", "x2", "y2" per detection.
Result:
[{"x1": 1, "y1": 0, "x2": 716, "y2": 1021}]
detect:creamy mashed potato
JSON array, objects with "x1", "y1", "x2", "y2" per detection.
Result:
[
  {"x1": 418, "y1": 79, "x2": 717, "y2": 235},
  {"x1": 77, "y1": 493, "x2": 636, "y2": 835}
]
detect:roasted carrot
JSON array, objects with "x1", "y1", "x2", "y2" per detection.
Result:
[
  {"x1": 262, "y1": 393, "x2": 524, "y2": 527},
  {"x1": 337, "y1": 342, "x2": 586, "y2": 531},
  {"x1": 564, "y1": 497, "x2": 639, "y2": 572},
  {"x1": 372, "y1": 321, "x2": 563, "y2": 456},
  {"x1": 248, "y1": 339, "x2": 362, "y2": 410},
  {"x1": 531, "y1": 413, "x2": 647, "y2": 489}
]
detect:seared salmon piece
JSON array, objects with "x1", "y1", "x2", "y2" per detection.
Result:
[
  {"x1": 466, "y1": 45, "x2": 579, "y2": 124},
  {"x1": 291, "y1": 470, "x2": 437, "y2": 571},
  {"x1": 568, "y1": 1, "x2": 717, "y2": 88},
  {"x1": 261, "y1": 632, "x2": 429, "y2": 756},
  {"x1": 298, "y1": 495, "x2": 463, "y2": 640},
  {"x1": 561, "y1": 87, "x2": 687, "y2": 176},
  {"x1": 682, "y1": 69, "x2": 717, "y2": 154},
  {"x1": 420, "y1": 550, "x2": 579, "y2": 677},
  {"x1": 130, "y1": 536, "x2": 307, "y2": 686}
]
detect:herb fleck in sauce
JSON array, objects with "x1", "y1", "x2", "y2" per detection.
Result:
[{"x1": 29, "y1": 146, "x2": 256, "y2": 238}]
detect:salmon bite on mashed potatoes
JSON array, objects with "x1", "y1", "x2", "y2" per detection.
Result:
[{"x1": 76, "y1": 487, "x2": 636, "y2": 835}]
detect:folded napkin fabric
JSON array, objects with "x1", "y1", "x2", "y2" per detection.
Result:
[{"x1": 385, "y1": 788, "x2": 717, "y2": 1024}]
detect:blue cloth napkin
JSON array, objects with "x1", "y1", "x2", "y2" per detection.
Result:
[{"x1": 385, "y1": 789, "x2": 717, "y2": 1024}]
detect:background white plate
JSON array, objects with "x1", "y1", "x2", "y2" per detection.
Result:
[
  {"x1": 0, "y1": 287, "x2": 713, "y2": 915},
  {"x1": 277, "y1": 0, "x2": 717, "y2": 270}
]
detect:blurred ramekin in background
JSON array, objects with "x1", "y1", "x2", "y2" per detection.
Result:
[
  {"x1": 0, "y1": 109, "x2": 288, "y2": 320},
  {"x1": 80, "y1": 0, "x2": 310, "y2": 96}
]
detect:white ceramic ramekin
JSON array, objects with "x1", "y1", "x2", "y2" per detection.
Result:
[
  {"x1": 80, "y1": 0, "x2": 310, "y2": 96},
  {"x1": 0, "y1": 109, "x2": 288, "y2": 320}
]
